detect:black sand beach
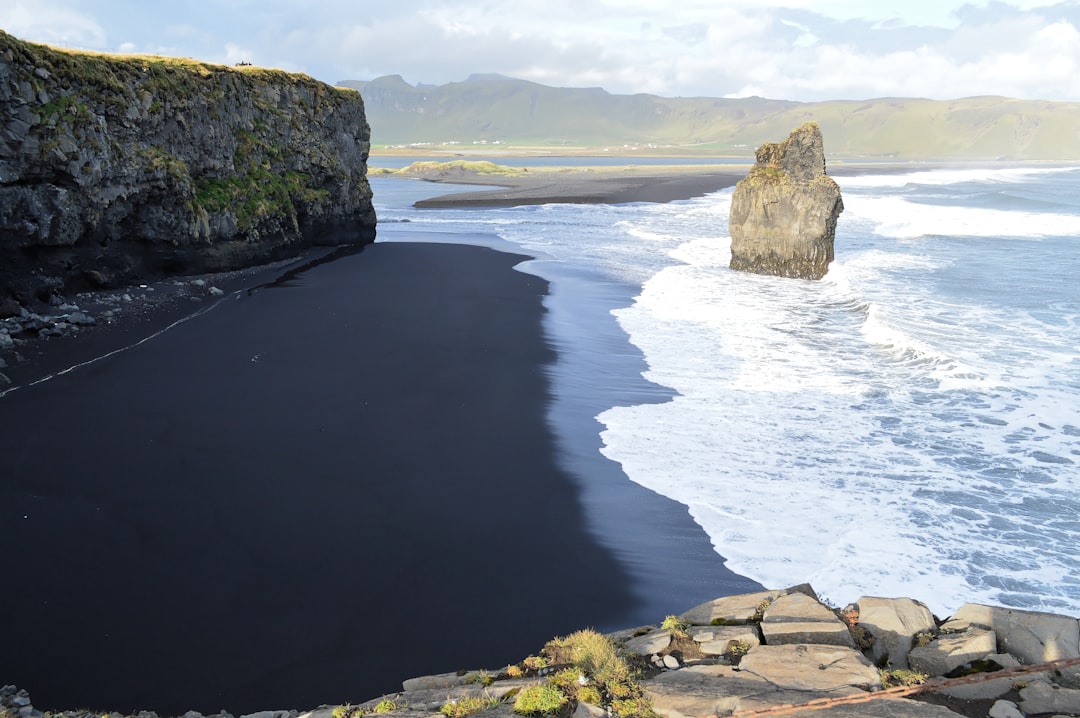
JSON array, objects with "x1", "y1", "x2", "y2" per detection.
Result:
[
  {"x1": 0, "y1": 235, "x2": 757, "y2": 715},
  {"x1": 0, "y1": 242, "x2": 625, "y2": 711},
  {"x1": 410, "y1": 167, "x2": 746, "y2": 208},
  {"x1": 389, "y1": 160, "x2": 946, "y2": 209}
]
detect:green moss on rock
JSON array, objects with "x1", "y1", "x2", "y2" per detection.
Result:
[{"x1": 0, "y1": 28, "x2": 376, "y2": 299}]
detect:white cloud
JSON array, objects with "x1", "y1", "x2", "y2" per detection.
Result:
[
  {"x1": 5, "y1": 0, "x2": 1080, "y2": 101},
  {"x1": 0, "y1": 0, "x2": 108, "y2": 50}
]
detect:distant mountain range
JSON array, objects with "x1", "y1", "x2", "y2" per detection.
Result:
[{"x1": 339, "y1": 74, "x2": 1080, "y2": 160}]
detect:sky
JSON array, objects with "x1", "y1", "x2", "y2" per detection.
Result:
[{"x1": 3, "y1": 0, "x2": 1080, "y2": 102}]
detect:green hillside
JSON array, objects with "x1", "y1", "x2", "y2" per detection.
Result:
[{"x1": 340, "y1": 75, "x2": 1080, "y2": 160}]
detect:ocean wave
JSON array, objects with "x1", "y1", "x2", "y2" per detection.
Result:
[
  {"x1": 381, "y1": 169, "x2": 1080, "y2": 617},
  {"x1": 837, "y1": 165, "x2": 1080, "y2": 189},
  {"x1": 842, "y1": 195, "x2": 1080, "y2": 238},
  {"x1": 597, "y1": 197, "x2": 1080, "y2": 616}
]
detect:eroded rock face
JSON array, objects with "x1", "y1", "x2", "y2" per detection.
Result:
[
  {"x1": 0, "y1": 30, "x2": 377, "y2": 302},
  {"x1": 728, "y1": 122, "x2": 843, "y2": 280}
]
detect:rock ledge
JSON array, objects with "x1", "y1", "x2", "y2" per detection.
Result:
[{"x1": 7, "y1": 586, "x2": 1080, "y2": 718}]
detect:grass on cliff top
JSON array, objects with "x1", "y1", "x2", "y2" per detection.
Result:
[{"x1": 0, "y1": 28, "x2": 355, "y2": 98}]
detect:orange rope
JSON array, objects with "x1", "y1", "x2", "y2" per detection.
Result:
[{"x1": 723, "y1": 655, "x2": 1080, "y2": 717}]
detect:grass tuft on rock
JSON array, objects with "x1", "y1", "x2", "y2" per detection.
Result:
[
  {"x1": 541, "y1": 629, "x2": 657, "y2": 718},
  {"x1": 880, "y1": 669, "x2": 929, "y2": 688},
  {"x1": 660, "y1": 615, "x2": 690, "y2": 638},
  {"x1": 512, "y1": 685, "x2": 567, "y2": 716},
  {"x1": 440, "y1": 695, "x2": 502, "y2": 718}
]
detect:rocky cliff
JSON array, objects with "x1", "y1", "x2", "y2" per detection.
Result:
[
  {"x1": 0, "y1": 30, "x2": 376, "y2": 303},
  {"x1": 728, "y1": 122, "x2": 843, "y2": 280}
]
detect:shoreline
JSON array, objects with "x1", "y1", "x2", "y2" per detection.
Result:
[
  {"x1": 0, "y1": 235, "x2": 759, "y2": 715},
  {"x1": 377, "y1": 159, "x2": 1080, "y2": 209},
  {"x1": 410, "y1": 167, "x2": 748, "y2": 207}
]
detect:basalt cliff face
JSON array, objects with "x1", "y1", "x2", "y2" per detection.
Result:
[
  {"x1": 728, "y1": 122, "x2": 843, "y2": 280},
  {"x1": 0, "y1": 30, "x2": 376, "y2": 303}
]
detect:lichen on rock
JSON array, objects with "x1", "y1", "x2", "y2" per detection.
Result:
[
  {"x1": 728, "y1": 122, "x2": 843, "y2": 280},
  {"x1": 0, "y1": 29, "x2": 377, "y2": 303}
]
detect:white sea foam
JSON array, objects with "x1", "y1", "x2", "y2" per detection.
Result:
[
  {"x1": 596, "y1": 173, "x2": 1080, "y2": 616},
  {"x1": 601, "y1": 249, "x2": 1080, "y2": 613},
  {"x1": 378, "y1": 169, "x2": 1080, "y2": 616},
  {"x1": 843, "y1": 195, "x2": 1080, "y2": 238},
  {"x1": 837, "y1": 165, "x2": 1080, "y2": 189}
]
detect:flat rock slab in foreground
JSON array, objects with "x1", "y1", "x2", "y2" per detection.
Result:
[{"x1": 7, "y1": 585, "x2": 1080, "y2": 718}]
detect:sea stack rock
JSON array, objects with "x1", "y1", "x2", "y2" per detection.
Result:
[
  {"x1": 728, "y1": 122, "x2": 843, "y2": 280},
  {"x1": 0, "y1": 30, "x2": 376, "y2": 302}
]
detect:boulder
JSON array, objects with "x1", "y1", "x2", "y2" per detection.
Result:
[
  {"x1": 688, "y1": 625, "x2": 761, "y2": 656},
  {"x1": 389, "y1": 679, "x2": 534, "y2": 713},
  {"x1": 573, "y1": 702, "x2": 607, "y2": 718},
  {"x1": 988, "y1": 701, "x2": 1023, "y2": 718},
  {"x1": 738, "y1": 644, "x2": 882, "y2": 692},
  {"x1": 1018, "y1": 679, "x2": 1080, "y2": 715},
  {"x1": 647, "y1": 663, "x2": 769, "y2": 718},
  {"x1": 646, "y1": 663, "x2": 950, "y2": 717},
  {"x1": 624, "y1": 629, "x2": 672, "y2": 656},
  {"x1": 605, "y1": 625, "x2": 656, "y2": 643},
  {"x1": 728, "y1": 122, "x2": 843, "y2": 280},
  {"x1": 940, "y1": 654, "x2": 1021, "y2": 701},
  {"x1": 942, "y1": 603, "x2": 1080, "y2": 668},
  {"x1": 908, "y1": 628, "x2": 997, "y2": 676},
  {"x1": 760, "y1": 621, "x2": 857, "y2": 648},
  {"x1": 401, "y1": 671, "x2": 467, "y2": 692},
  {"x1": 760, "y1": 591, "x2": 856, "y2": 648},
  {"x1": 680, "y1": 589, "x2": 784, "y2": 625},
  {"x1": 857, "y1": 596, "x2": 937, "y2": 669}
]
